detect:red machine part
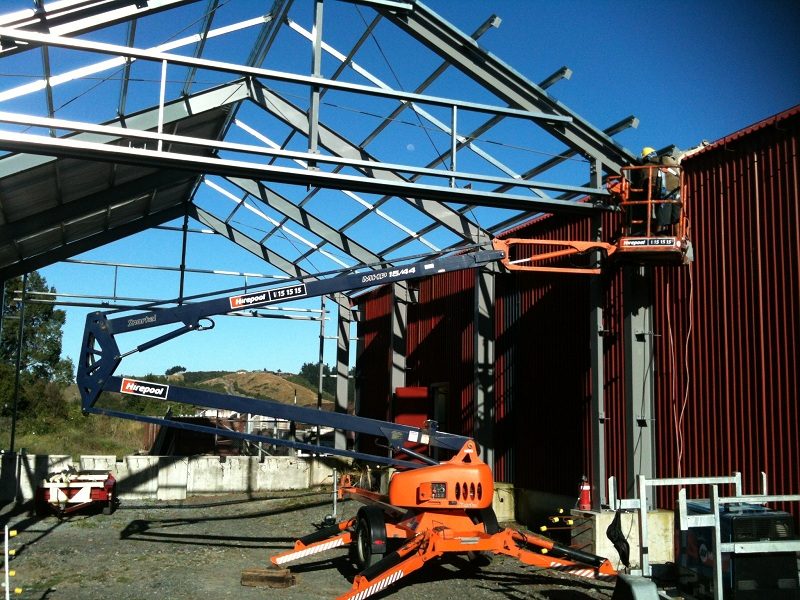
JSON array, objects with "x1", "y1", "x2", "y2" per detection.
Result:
[{"x1": 270, "y1": 441, "x2": 616, "y2": 599}]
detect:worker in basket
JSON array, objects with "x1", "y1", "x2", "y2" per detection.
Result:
[{"x1": 630, "y1": 147, "x2": 681, "y2": 236}]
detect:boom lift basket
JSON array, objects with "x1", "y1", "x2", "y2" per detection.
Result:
[{"x1": 606, "y1": 164, "x2": 692, "y2": 264}]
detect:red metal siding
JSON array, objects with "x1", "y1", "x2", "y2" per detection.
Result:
[
  {"x1": 651, "y1": 106, "x2": 800, "y2": 511},
  {"x1": 406, "y1": 270, "x2": 476, "y2": 437},
  {"x1": 355, "y1": 285, "x2": 393, "y2": 429},
  {"x1": 493, "y1": 213, "x2": 629, "y2": 496}
]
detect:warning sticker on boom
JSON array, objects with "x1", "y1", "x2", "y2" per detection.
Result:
[
  {"x1": 229, "y1": 284, "x2": 307, "y2": 310},
  {"x1": 120, "y1": 378, "x2": 169, "y2": 399}
]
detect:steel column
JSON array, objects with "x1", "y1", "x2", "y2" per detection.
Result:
[
  {"x1": 589, "y1": 215, "x2": 607, "y2": 508},
  {"x1": 308, "y1": 0, "x2": 323, "y2": 159},
  {"x1": 335, "y1": 296, "x2": 351, "y2": 450},
  {"x1": 391, "y1": 283, "x2": 410, "y2": 397},
  {"x1": 623, "y1": 266, "x2": 656, "y2": 499},
  {"x1": 474, "y1": 265, "x2": 496, "y2": 470}
]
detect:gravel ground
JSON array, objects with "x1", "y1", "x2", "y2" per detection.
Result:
[{"x1": 2, "y1": 490, "x2": 617, "y2": 600}]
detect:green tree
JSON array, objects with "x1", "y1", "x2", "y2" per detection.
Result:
[
  {"x1": 0, "y1": 272, "x2": 73, "y2": 416},
  {"x1": 298, "y1": 362, "x2": 350, "y2": 398},
  {"x1": 1, "y1": 271, "x2": 74, "y2": 387}
]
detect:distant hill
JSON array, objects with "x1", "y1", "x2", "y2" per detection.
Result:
[
  {"x1": 175, "y1": 370, "x2": 334, "y2": 410},
  {"x1": 13, "y1": 369, "x2": 335, "y2": 458}
]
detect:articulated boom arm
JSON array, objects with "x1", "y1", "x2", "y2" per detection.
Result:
[{"x1": 76, "y1": 248, "x2": 503, "y2": 468}]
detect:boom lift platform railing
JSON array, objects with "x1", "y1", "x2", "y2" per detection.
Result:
[
  {"x1": 75, "y1": 246, "x2": 620, "y2": 599},
  {"x1": 494, "y1": 163, "x2": 693, "y2": 274}
]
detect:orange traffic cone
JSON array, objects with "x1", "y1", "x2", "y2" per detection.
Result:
[{"x1": 578, "y1": 476, "x2": 591, "y2": 510}]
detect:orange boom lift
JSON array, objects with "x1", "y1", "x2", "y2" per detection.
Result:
[{"x1": 272, "y1": 438, "x2": 616, "y2": 599}]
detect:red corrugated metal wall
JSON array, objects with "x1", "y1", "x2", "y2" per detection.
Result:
[
  {"x1": 492, "y1": 213, "x2": 628, "y2": 497},
  {"x1": 406, "y1": 270, "x2": 476, "y2": 437},
  {"x1": 355, "y1": 285, "x2": 393, "y2": 453},
  {"x1": 355, "y1": 106, "x2": 799, "y2": 518},
  {"x1": 651, "y1": 107, "x2": 800, "y2": 511}
]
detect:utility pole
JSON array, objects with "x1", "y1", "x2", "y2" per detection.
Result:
[{"x1": 10, "y1": 274, "x2": 27, "y2": 454}]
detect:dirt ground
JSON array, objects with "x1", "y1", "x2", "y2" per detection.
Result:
[{"x1": 1, "y1": 490, "x2": 618, "y2": 600}]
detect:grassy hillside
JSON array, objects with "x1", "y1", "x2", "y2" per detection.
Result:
[{"x1": 9, "y1": 370, "x2": 330, "y2": 459}]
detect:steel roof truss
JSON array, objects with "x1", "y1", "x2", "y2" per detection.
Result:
[{"x1": 0, "y1": 0, "x2": 203, "y2": 58}]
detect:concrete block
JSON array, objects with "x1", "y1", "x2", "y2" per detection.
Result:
[
  {"x1": 79, "y1": 455, "x2": 116, "y2": 471},
  {"x1": 3, "y1": 454, "x2": 73, "y2": 502},
  {"x1": 157, "y1": 456, "x2": 188, "y2": 501},
  {"x1": 256, "y1": 457, "x2": 309, "y2": 490},
  {"x1": 220, "y1": 456, "x2": 250, "y2": 492},
  {"x1": 187, "y1": 456, "x2": 226, "y2": 495},
  {"x1": 493, "y1": 482, "x2": 515, "y2": 522},
  {"x1": 611, "y1": 574, "x2": 659, "y2": 599},
  {"x1": 308, "y1": 457, "x2": 352, "y2": 487},
  {"x1": 571, "y1": 509, "x2": 674, "y2": 571},
  {"x1": 118, "y1": 455, "x2": 159, "y2": 499}
]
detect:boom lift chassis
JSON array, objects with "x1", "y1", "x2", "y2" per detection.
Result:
[{"x1": 76, "y1": 247, "x2": 617, "y2": 599}]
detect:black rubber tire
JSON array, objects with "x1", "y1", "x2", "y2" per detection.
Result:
[
  {"x1": 102, "y1": 484, "x2": 117, "y2": 515},
  {"x1": 352, "y1": 507, "x2": 386, "y2": 570}
]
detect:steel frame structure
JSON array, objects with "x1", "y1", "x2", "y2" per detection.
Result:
[{"x1": 0, "y1": 0, "x2": 652, "y2": 494}]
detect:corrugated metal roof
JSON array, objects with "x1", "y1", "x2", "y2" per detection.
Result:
[
  {"x1": 689, "y1": 103, "x2": 800, "y2": 157},
  {"x1": 0, "y1": 106, "x2": 230, "y2": 279}
]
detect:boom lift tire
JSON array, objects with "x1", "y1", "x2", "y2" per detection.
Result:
[{"x1": 352, "y1": 506, "x2": 387, "y2": 570}]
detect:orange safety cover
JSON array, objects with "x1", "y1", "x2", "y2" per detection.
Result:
[{"x1": 388, "y1": 441, "x2": 494, "y2": 509}]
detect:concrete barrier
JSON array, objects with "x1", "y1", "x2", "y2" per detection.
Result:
[{"x1": 0, "y1": 452, "x2": 352, "y2": 504}]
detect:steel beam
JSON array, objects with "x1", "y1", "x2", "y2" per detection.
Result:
[
  {"x1": 336, "y1": 296, "x2": 351, "y2": 450},
  {"x1": 0, "y1": 0, "x2": 202, "y2": 58},
  {"x1": 189, "y1": 205, "x2": 307, "y2": 281},
  {"x1": 391, "y1": 282, "x2": 410, "y2": 395},
  {"x1": 474, "y1": 264, "x2": 496, "y2": 470},
  {"x1": 0, "y1": 128, "x2": 603, "y2": 215},
  {"x1": 224, "y1": 178, "x2": 383, "y2": 267}
]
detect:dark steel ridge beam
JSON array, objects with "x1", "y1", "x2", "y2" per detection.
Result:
[
  {"x1": 0, "y1": 26, "x2": 572, "y2": 124},
  {"x1": 372, "y1": 1, "x2": 637, "y2": 172},
  {"x1": 192, "y1": 204, "x2": 353, "y2": 312},
  {"x1": 190, "y1": 205, "x2": 308, "y2": 281},
  {"x1": 224, "y1": 177, "x2": 384, "y2": 267},
  {"x1": 0, "y1": 79, "x2": 250, "y2": 177},
  {"x1": 0, "y1": 0, "x2": 203, "y2": 58},
  {"x1": 0, "y1": 203, "x2": 186, "y2": 281}
]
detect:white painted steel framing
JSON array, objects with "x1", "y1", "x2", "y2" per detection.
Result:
[
  {"x1": 0, "y1": 26, "x2": 572, "y2": 124},
  {"x1": 608, "y1": 473, "x2": 800, "y2": 600}
]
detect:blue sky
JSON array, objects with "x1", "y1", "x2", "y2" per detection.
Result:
[{"x1": 3, "y1": 0, "x2": 798, "y2": 377}]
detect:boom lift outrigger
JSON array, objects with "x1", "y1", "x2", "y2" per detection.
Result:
[{"x1": 76, "y1": 246, "x2": 618, "y2": 599}]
